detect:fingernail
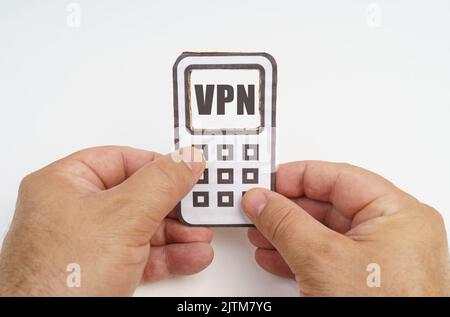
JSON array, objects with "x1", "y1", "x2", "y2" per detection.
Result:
[
  {"x1": 171, "y1": 146, "x2": 205, "y2": 175},
  {"x1": 243, "y1": 190, "x2": 268, "y2": 219}
]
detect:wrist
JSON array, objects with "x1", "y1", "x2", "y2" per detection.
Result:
[
  {"x1": 0, "y1": 230, "x2": 73, "y2": 296},
  {"x1": 0, "y1": 250, "x2": 67, "y2": 296}
]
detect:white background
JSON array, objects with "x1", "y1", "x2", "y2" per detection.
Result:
[{"x1": 0, "y1": 0, "x2": 449, "y2": 296}]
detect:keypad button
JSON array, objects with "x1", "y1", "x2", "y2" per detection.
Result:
[
  {"x1": 217, "y1": 144, "x2": 233, "y2": 161},
  {"x1": 193, "y1": 144, "x2": 208, "y2": 160},
  {"x1": 217, "y1": 168, "x2": 233, "y2": 184},
  {"x1": 197, "y1": 168, "x2": 209, "y2": 184},
  {"x1": 243, "y1": 144, "x2": 259, "y2": 161},
  {"x1": 242, "y1": 168, "x2": 259, "y2": 184},
  {"x1": 218, "y1": 191, "x2": 234, "y2": 207},
  {"x1": 193, "y1": 191, "x2": 209, "y2": 207}
]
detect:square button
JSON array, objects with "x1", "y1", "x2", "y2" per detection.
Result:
[
  {"x1": 193, "y1": 144, "x2": 208, "y2": 160},
  {"x1": 197, "y1": 168, "x2": 209, "y2": 184},
  {"x1": 243, "y1": 144, "x2": 259, "y2": 161},
  {"x1": 242, "y1": 168, "x2": 259, "y2": 184},
  {"x1": 193, "y1": 191, "x2": 209, "y2": 207},
  {"x1": 217, "y1": 144, "x2": 233, "y2": 161},
  {"x1": 218, "y1": 191, "x2": 234, "y2": 207},
  {"x1": 217, "y1": 168, "x2": 233, "y2": 184}
]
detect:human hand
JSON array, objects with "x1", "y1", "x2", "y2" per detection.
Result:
[
  {"x1": 242, "y1": 161, "x2": 450, "y2": 296},
  {"x1": 0, "y1": 146, "x2": 213, "y2": 296}
]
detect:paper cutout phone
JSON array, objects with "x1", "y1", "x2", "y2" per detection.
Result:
[{"x1": 173, "y1": 52, "x2": 277, "y2": 226}]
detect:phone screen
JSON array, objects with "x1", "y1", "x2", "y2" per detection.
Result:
[{"x1": 188, "y1": 68, "x2": 263, "y2": 133}]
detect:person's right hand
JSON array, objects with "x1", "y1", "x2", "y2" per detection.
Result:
[{"x1": 242, "y1": 161, "x2": 450, "y2": 296}]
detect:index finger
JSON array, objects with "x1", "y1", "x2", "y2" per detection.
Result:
[
  {"x1": 48, "y1": 146, "x2": 160, "y2": 190},
  {"x1": 276, "y1": 161, "x2": 400, "y2": 219}
]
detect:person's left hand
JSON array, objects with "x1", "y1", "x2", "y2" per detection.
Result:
[{"x1": 0, "y1": 146, "x2": 213, "y2": 296}]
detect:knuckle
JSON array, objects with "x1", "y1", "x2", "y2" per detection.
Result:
[
  {"x1": 105, "y1": 190, "x2": 132, "y2": 210},
  {"x1": 310, "y1": 239, "x2": 334, "y2": 258},
  {"x1": 423, "y1": 204, "x2": 445, "y2": 228},
  {"x1": 19, "y1": 172, "x2": 38, "y2": 193},
  {"x1": 151, "y1": 163, "x2": 182, "y2": 196},
  {"x1": 405, "y1": 203, "x2": 448, "y2": 243},
  {"x1": 123, "y1": 209, "x2": 159, "y2": 242},
  {"x1": 337, "y1": 162, "x2": 354, "y2": 169},
  {"x1": 151, "y1": 179, "x2": 177, "y2": 200},
  {"x1": 265, "y1": 204, "x2": 297, "y2": 245},
  {"x1": 105, "y1": 193, "x2": 160, "y2": 238},
  {"x1": 108, "y1": 190, "x2": 151, "y2": 218}
]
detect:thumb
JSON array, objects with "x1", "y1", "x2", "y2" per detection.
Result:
[
  {"x1": 109, "y1": 146, "x2": 205, "y2": 230},
  {"x1": 242, "y1": 188, "x2": 344, "y2": 271}
]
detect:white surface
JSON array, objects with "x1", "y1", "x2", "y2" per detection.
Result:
[{"x1": 0, "y1": 0, "x2": 449, "y2": 296}]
